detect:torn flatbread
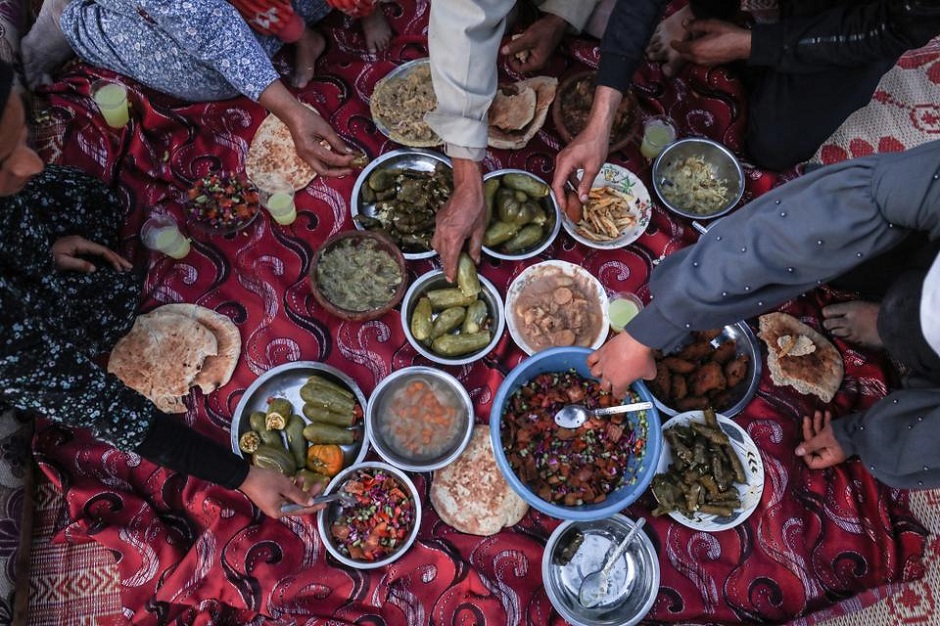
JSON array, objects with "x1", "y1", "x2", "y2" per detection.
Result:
[
  {"x1": 153, "y1": 304, "x2": 241, "y2": 393},
  {"x1": 759, "y1": 312, "x2": 844, "y2": 403},
  {"x1": 488, "y1": 76, "x2": 557, "y2": 150},
  {"x1": 246, "y1": 104, "x2": 318, "y2": 192}
]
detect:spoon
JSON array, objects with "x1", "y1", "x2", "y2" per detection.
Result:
[
  {"x1": 280, "y1": 483, "x2": 356, "y2": 516},
  {"x1": 554, "y1": 401, "x2": 653, "y2": 428},
  {"x1": 578, "y1": 518, "x2": 646, "y2": 608}
]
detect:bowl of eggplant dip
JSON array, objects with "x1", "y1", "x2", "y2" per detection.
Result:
[
  {"x1": 481, "y1": 169, "x2": 561, "y2": 260},
  {"x1": 351, "y1": 148, "x2": 453, "y2": 260},
  {"x1": 401, "y1": 254, "x2": 505, "y2": 366},
  {"x1": 309, "y1": 230, "x2": 408, "y2": 322}
]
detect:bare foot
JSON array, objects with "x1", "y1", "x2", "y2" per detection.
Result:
[
  {"x1": 362, "y1": 10, "x2": 392, "y2": 53},
  {"x1": 292, "y1": 28, "x2": 326, "y2": 89},
  {"x1": 821, "y1": 301, "x2": 884, "y2": 348},
  {"x1": 645, "y1": 5, "x2": 693, "y2": 77}
]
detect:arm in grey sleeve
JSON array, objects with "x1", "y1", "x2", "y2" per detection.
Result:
[
  {"x1": 830, "y1": 388, "x2": 940, "y2": 489},
  {"x1": 627, "y1": 141, "x2": 940, "y2": 352},
  {"x1": 426, "y1": 0, "x2": 514, "y2": 159}
]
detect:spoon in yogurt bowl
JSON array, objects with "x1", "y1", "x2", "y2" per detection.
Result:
[
  {"x1": 553, "y1": 401, "x2": 653, "y2": 429},
  {"x1": 578, "y1": 518, "x2": 647, "y2": 608}
]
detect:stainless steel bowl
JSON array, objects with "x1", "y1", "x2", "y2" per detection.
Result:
[
  {"x1": 366, "y1": 366, "x2": 474, "y2": 472},
  {"x1": 350, "y1": 148, "x2": 452, "y2": 260},
  {"x1": 481, "y1": 169, "x2": 561, "y2": 260},
  {"x1": 651, "y1": 321, "x2": 762, "y2": 418},
  {"x1": 652, "y1": 138, "x2": 744, "y2": 220},
  {"x1": 400, "y1": 269, "x2": 505, "y2": 366},
  {"x1": 542, "y1": 515, "x2": 659, "y2": 626}
]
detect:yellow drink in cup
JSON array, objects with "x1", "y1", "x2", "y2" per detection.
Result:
[
  {"x1": 141, "y1": 217, "x2": 190, "y2": 259},
  {"x1": 608, "y1": 293, "x2": 644, "y2": 333},
  {"x1": 640, "y1": 117, "x2": 677, "y2": 161},
  {"x1": 261, "y1": 179, "x2": 297, "y2": 226},
  {"x1": 92, "y1": 82, "x2": 130, "y2": 129}
]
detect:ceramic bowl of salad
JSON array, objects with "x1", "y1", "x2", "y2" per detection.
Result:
[
  {"x1": 366, "y1": 366, "x2": 474, "y2": 472},
  {"x1": 317, "y1": 461, "x2": 421, "y2": 569},
  {"x1": 185, "y1": 171, "x2": 262, "y2": 235},
  {"x1": 490, "y1": 347, "x2": 662, "y2": 521}
]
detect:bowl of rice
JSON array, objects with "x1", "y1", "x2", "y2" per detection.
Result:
[{"x1": 652, "y1": 138, "x2": 744, "y2": 220}]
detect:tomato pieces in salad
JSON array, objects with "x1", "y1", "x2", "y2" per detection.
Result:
[
  {"x1": 500, "y1": 371, "x2": 647, "y2": 506},
  {"x1": 329, "y1": 469, "x2": 415, "y2": 562},
  {"x1": 187, "y1": 172, "x2": 260, "y2": 231}
]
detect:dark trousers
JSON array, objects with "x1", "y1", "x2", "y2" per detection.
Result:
[{"x1": 688, "y1": 0, "x2": 898, "y2": 170}]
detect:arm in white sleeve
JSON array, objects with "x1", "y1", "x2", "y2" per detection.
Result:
[{"x1": 538, "y1": 0, "x2": 602, "y2": 33}]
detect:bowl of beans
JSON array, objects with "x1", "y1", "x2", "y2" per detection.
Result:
[
  {"x1": 490, "y1": 347, "x2": 662, "y2": 521},
  {"x1": 366, "y1": 366, "x2": 474, "y2": 472},
  {"x1": 317, "y1": 461, "x2": 421, "y2": 569}
]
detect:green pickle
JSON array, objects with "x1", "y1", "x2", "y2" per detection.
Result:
[
  {"x1": 410, "y1": 296, "x2": 433, "y2": 342},
  {"x1": 456, "y1": 253, "x2": 481, "y2": 297},
  {"x1": 426, "y1": 288, "x2": 477, "y2": 310},
  {"x1": 483, "y1": 178, "x2": 500, "y2": 225},
  {"x1": 502, "y1": 173, "x2": 549, "y2": 198},
  {"x1": 248, "y1": 410, "x2": 267, "y2": 433},
  {"x1": 265, "y1": 398, "x2": 293, "y2": 430},
  {"x1": 299, "y1": 382, "x2": 354, "y2": 412},
  {"x1": 238, "y1": 431, "x2": 261, "y2": 454},
  {"x1": 502, "y1": 224, "x2": 544, "y2": 253},
  {"x1": 430, "y1": 306, "x2": 466, "y2": 339},
  {"x1": 302, "y1": 403, "x2": 355, "y2": 427},
  {"x1": 461, "y1": 299, "x2": 489, "y2": 334},
  {"x1": 302, "y1": 422, "x2": 357, "y2": 445},
  {"x1": 432, "y1": 331, "x2": 492, "y2": 356},
  {"x1": 285, "y1": 414, "x2": 308, "y2": 468},
  {"x1": 483, "y1": 221, "x2": 519, "y2": 247},
  {"x1": 252, "y1": 444, "x2": 297, "y2": 475}
]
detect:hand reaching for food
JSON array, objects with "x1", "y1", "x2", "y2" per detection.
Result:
[
  {"x1": 240, "y1": 464, "x2": 326, "y2": 519},
  {"x1": 432, "y1": 159, "x2": 486, "y2": 282},
  {"x1": 795, "y1": 410, "x2": 847, "y2": 470},
  {"x1": 587, "y1": 331, "x2": 657, "y2": 398},
  {"x1": 52, "y1": 235, "x2": 133, "y2": 273},
  {"x1": 501, "y1": 14, "x2": 568, "y2": 74}
]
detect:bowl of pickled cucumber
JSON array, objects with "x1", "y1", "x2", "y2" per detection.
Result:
[
  {"x1": 231, "y1": 362, "x2": 370, "y2": 488},
  {"x1": 481, "y1": 169, "x2": 561, "y2": 260},
  {"x1": 401, "y1": 256, "x2": 505, "y2": 366}
]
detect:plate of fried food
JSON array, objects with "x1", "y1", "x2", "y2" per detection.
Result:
[
  {"x1": 562, "y1": 163, "x2": 651, "y2": 250},
  {"x1": 651, "y1": 408, "x2": 764, "y2": 532},
  {"x1": 370, "y1": 58, "x2": 443, "y2": 148},
  {"x1": 646, "y1": 322, "x2": 761, "y2": 417}
]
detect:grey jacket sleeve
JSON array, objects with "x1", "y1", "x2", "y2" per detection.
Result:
[
  {"x1": 628, "y1": 140, "x2": 940, "y2": 353},
  {"x1": 831, "y1": 387, "x2": 940, "y2": 489}
]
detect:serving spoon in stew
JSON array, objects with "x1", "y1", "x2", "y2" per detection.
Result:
[{"x1": 553, "y1": 401, "x2": 654, "y2": 429}]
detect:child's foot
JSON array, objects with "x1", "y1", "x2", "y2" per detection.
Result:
[
  {"x1": 645, "y1": 5, "x2": 692, "y2": 78},
  {"x1": 362, "y1": 10, "x2": 392, "y2": 53},
  {"x1": 292, "y1": 28, "x2": 326, "y2": 89},
  {"x1": 822, "y1": 301, "x2": 884, "y2": 348}
]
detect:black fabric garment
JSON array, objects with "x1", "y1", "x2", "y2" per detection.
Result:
[{"x1": 878, "y1": 269, "x2": 940, "y2": 385}]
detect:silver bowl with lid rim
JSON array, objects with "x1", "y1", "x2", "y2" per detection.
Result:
[
  {"x1": 652, "y1": 137, "x2": 745, "y2": 220},
  {"x1": 542, "y1": 514, "x2": 659, "y2": 626},
  {"x1": 366, "y1": 366, "x2": 474, "y2": 472}
]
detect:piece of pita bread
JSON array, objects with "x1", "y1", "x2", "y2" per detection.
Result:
[
  {"x1": 488, "y1": 76, "x2": 557, "y2": 150},
  {"x1": 152, "y1": 304, "x2": 241, "y2": 393},
  {"x1": 758, "y1": 312, "x2": 844, "y2": 403},
  {"x1": 246, "y1": 104, "x2": 318, "y2": 192},
  {"x1": 430, "y1": 425, "x2": 528, "y2": 536},
  {"x1": 489, "y1": 85, "x2": 537, "y2": 132},
  {"x1": 108, "y1": 311, "x2": 218, "y2": 413}
]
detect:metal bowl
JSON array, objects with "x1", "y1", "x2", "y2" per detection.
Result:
[
  {"x1": 230, "y1": 361, "x2": 369, "y2": 468},
  {"x1": 317, "y1": 461, "x2": 422, "y2": 569},
  {"x1": 490, "y1": 347, "x2": 662, "y2": 521},
  {"x1": 366, "y1": 366, "x2": 474, "y2": 472},
  {"x1": 650, "y1": 321, "x2": 762, "y2": 418},
  {"x1": 308, "y1": 229, "x2": 408, "y2": 322},
  {"x1": 505, "y1": 260, "x2": 609, "y2": 355},
  {"x1": 400, "y1": 269, "x2": 505, "y2": 366},
  {"x1": 652, "y1": 138, "x2": 745, "y2": 220},
  {"x1": 481, "y1": 169, "x2": 561, "y2": 261},
  {"x1": 350, "y1": 148, "x2": 452, "y2": 260},
  {"x1": 542, "y1": 515, "x2": 659, "y2": 626}
]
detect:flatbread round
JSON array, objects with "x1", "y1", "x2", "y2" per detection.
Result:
[
  {"x1": 246, "y1": 105, "x2": 318, "y2": 192},
  {"x1": 758, "y1": 312, "x2": 844, "y2": 403},
  {"x1": 152, "y1": 304, "x2": 241, "y2": 393},
  {"x1": 488, "y1": 76, "x2": 557, "y2": 150},
  {"x1": 430, "y1": 425, "x2": 528, "y2": 536},
  {"x1": 107, "y1": 311, "x2": 219, "y2": 413}
]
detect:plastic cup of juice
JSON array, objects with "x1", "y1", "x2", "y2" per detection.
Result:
[
  {"x1": 607, "y1": 292, "x2": 644, "y2": 333},
  {"x1": 141, "y1": 217, "x2": 190, "y2": 259},
  {"x1": 92, "y1": 80, "x2": 130, "y2": 129},
  {"x1": 260, "y1": 178, "x2": 297, "y2": 226},
  {"x1": 640, "y1": 116, "x2": 677, "y2": 161}
]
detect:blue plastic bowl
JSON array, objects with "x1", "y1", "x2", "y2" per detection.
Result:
[{"x1": 490, "y1": 347, "x2": 662, "y2": 521}]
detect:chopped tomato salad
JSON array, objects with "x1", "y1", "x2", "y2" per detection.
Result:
[
  {"x1": 500, "y1": 371, "x2": 647, "y2": 506},
  {"x1": 187, "y1": 172, "x2": 260, "y2": 231},
  {"x1": 329, "y1": 469, "x2": 415, "y2": 562}
]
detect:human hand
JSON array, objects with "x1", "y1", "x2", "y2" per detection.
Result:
[
  {"x1": 501, "y1": 14, "x2": 568, "y2": 74},
  {"x1": 795, "y1": 410, "x2": 847, "y2": 470},
  {"x1": 288, "y1": 104, "x2": 356, "y2": 177},
  {"x1": 671, "y1": 19, "x2": 752, "y2": 66},
  {"x1": 432, "y1": 159, "x2": 486, "y2": 283},
  {"x1": 239, "y1": 465, "x2": 326, "y2": 519},
  {"x1": 586, "y1": 331, "x2": 657, "y2": 398},
  {"x1": 52, "y1": 235, "x2": 133, "y2": 273},
  {"x1": 551, "y1": 126, "x2": 608, "y2": 218}
]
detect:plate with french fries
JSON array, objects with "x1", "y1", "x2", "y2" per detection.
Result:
[{"x1": 562, "y1": 163, "x2": 651, "y2": 250}]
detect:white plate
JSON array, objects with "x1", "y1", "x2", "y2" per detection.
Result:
[
  {"x1": 562, "y1": 163, "x2": 652, "y2": 250},
  {"x1": 655, "y1": 411, "x2": 764, "y2": 532},
  {"x1": 370, "y1": 58, "x2": 442, "y2": 148},
  {"x1": 505, "y1": 260, "x2": 609, "y2": 355}
]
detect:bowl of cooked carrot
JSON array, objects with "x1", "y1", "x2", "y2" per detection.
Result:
[{"x1": 366, "y1": 366, "x2": 474, "y2": 472}]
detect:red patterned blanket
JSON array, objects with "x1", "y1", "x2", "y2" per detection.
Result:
[{"x1": 30, "y1": 2, "x2": 925, "y2": 624}]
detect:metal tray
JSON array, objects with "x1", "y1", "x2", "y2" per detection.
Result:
[
  {"x1": 350, "y1": 148, "x2": 452, "y2": 260},
  {"x1": 370, "y1": 58, "x2": 442, "y2": 148},
  {"x1": 230, "y1": 361, "x2": 370, "y2": 470}
]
